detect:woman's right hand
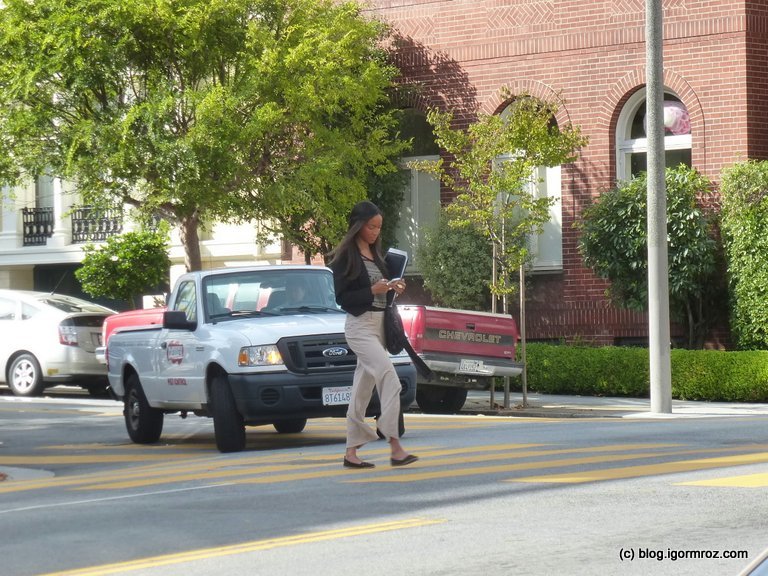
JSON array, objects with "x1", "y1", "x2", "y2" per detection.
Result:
[{"x1": 371, "y1": 278, "x2": 390, "y2": 295}]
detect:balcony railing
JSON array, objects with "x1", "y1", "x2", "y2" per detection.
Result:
[
  {"x1": 22, "y1": 207, "x2": 55, "y2": 246},
  {"x1": 71, "y1": 206, "x2": 123, "y2": 243}
]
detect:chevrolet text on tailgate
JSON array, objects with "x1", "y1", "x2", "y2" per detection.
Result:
[
  {"x1": 106, "y1": 265, "x2": 416, "y2": 452},
  {"x1": 398, "y1": 305, "x2": 522, "y2": 413}
]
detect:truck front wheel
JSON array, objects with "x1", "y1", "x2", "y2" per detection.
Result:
[
  {"x1": 416, "y1": 385, "x2": 468, "y2": 414},
  {"x1": 124, "y1": 373, "x2": 164, "y2": 444},
  {"x1": 211, "y1": 374, "x2": 245, "y2": 453}
]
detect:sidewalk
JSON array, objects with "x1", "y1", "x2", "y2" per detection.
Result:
[{"x1": 455, "y1": 391, "x2": 768, "y2": 419}]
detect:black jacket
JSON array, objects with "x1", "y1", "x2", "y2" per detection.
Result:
[{"x1": 330, "y1": 251, "x2": 386, "y2": 316}]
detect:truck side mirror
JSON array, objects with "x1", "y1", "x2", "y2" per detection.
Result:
[{"x1": 163, "y1": 310, "x2": 196, "y2": 331}]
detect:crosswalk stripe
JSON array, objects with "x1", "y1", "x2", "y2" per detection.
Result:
[
  {"x1": 5, "y1": 440, "x2": 768, "y2": 493},
  {"x1": 512, "y1": 452, "x2": 768, "y2": 484},
  {"x1": 38, "y1": 517, "x2": 444, "y2": 576},
  {"x1": 677, "y1": 472, "x2": 768, "y2": 488}
]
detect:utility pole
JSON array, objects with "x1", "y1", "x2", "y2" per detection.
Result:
[{"x1": 646, "y1": 0, "x2": 673, "y2": 413}]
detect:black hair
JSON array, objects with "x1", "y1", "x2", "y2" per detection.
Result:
[{"x1": 328, "y1": 201, "x2": 387, "y2": 280}]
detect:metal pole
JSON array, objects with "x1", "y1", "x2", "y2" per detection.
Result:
[
  {"x1": 490, "y1": 243, "x2": 497, "y2": 409},
  {"x1": 518, "y1": 263, "x2": 527, "y2": 408},
  {"x1": 646, "y1": 0, "x2": 672, "y2": 413}
]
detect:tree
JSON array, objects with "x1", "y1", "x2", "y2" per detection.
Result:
[
  {"x1": 0, "y1": 0, "x2": 407, "y2": 270},
  {"x1": 578, "y1": 165, "x2": 720, "y2": 348},
  {"x1": 75, "y1": 228, "x2": 171, "y2": 309},
  {"x1": 720, "y1": 160, "x2": 768, "y2": 350},
  {"x1": 411, "y1": 96, "x2": 587, "y2": 307}
]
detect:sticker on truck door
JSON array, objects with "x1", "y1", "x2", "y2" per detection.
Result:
[{"x1": 166, "y1": 341, "x2": 184, "y2": 364}]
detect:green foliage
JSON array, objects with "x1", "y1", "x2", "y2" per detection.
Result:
[
  {"x1": 578, "y1": 165, "x2": 720, "y2": 348},
  {"x1": 417, "y1": 212, "x2": 493, "y2": 310},
  {"x1": 411, "y1": 96, "x2": 587, "y2": 303},
  {"x1": 720, "y1": 160, "x2": 768, "y2": 350},
  {"x1": 0, "y1": 0, "x2": 407, "y2": 270},
  {"x1": 75, "y1": 229, "x2": 170, "y2": 309},
  {"x1": 521, "y1": 344, "x2": 768, "y2": 402},
  {"x1": 368, "y1": 168, "x2": 409, "y2": 253},
  {"x1": 524, "y1": 344, "x2": 650, "y2": 397}
]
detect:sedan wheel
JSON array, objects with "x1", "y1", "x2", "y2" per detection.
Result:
[{"x1": 8, "y1": 354, "x2": 45, "y2": 397}]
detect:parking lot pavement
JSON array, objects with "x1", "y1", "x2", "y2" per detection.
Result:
[{"x1": 455, "y1": 391, "x2": 768, "y2": 419}]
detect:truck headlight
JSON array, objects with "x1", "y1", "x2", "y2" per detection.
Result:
[{"x1": 238, "y1": 345, "x2": 283, "y2": 367}]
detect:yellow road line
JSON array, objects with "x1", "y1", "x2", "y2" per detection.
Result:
[
  {"x1": 345, "y1": 446, "x2": 765, "y2": 484},
  {"x1": 0, "y1": 454, "x2": 196, "y2": 465},
  {"x1": 38, "y1": 517, "x2": 444, "y2": 576},
  {"x1": 678, "y1": 472, "x2": 768, "y2": 488},
  {"x1": 511, "y1": 452, "x2": 768, "y2": 484},
  {"x1": 0, "y1": 446, "x2": 417, "y2": 493},
  {"x1": 242, "y1": 444, "x2": 681, "y2": 485}
]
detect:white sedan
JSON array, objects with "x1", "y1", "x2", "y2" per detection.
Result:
[{"x1": 0, "y1": 290, "x2": 116, "y2": 397}]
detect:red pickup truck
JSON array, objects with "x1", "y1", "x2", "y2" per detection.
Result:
[
  {"x1": 98, "y1": 302, "x2": 522, "y2": 414},
  {"x1": 398, "y1": 305, "x2": 522, "y2": 413}
]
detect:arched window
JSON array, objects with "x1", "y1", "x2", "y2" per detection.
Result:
[{"x1": 616, "y1": 89, "x2": 692, "y2": 180}]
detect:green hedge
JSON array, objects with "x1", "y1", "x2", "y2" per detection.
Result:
[{"x1": 515, "y1": 343, "x2": 768, "y2": 402}]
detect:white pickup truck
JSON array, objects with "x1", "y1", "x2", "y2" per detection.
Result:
[{"x1": 106, "y1": 265, "x2": 417, "y2": 452}]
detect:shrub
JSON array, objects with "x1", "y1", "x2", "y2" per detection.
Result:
[
  {"x1": 76, "y1": 228, "x2": 170, "y2": 309},
  {"x1": 417, "y1": 212, "x2": 493, "y2": 310},
  {"x1": 720, "y1": 160, "x2": 768, "y2": 349},
  {"x1": 578, "y1": 165, "x2": 721, "y2": 348},
  {"x1": 518, "y1": 343, "x2": 768, "y2": 402}
]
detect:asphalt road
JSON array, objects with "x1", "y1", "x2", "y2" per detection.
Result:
[{"x1": 1, "y1": 386, "x2": 767, "y2": 576}]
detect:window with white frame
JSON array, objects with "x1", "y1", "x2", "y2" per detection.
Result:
[
  {"x1": 394, "y1": 109, "x2": 441, "y2": 270},
  {"x1": 498, "y1": 104, "x2": 564, "y2": 272},
  {"x1": 527, "y1": 164, "x2": 562, "y2": 271},
  {"x1": 395, "y1": 157, "x2": 440, "y2": 269},
  {"x1": 493, "y1": 153, "x2": 563, "y2": 272},
  {"x1": 616, "y1": 89, "x2": 692, "y2": 180}
]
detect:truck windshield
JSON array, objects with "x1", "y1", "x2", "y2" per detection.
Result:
[{"x1": 202, "y1": 269, "x2": 341, "y2": 321}]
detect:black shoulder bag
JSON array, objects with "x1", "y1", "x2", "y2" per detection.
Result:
[{"x1": 385, "y1": 302, "x2": 434, "y2": 381}]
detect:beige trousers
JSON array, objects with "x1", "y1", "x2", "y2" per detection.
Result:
[{"x1": 344, "y1": 311, "x2": 402, "y2": 448}]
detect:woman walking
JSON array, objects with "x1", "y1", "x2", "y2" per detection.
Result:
[{"x1": 328, "y1": 201, "x2": 418, "y2": 469}]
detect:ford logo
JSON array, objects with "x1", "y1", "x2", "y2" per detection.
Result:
[{"x1": 323, "y1": 347, "x2": 348, "y2": 358}]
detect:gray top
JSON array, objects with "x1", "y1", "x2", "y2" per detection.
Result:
[{"x1": 363, "y1": 258, "x2": 387, "y2": 310}]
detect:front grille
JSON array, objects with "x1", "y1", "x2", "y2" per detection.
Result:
[{"x1": 278, "y1": 334, "x2": 357, "y2": 374}]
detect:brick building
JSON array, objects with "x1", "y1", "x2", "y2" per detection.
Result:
[{"x1": 365, "y1": 0, "x2": 768, "y2": 346}]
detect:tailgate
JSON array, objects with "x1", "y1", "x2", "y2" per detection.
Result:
[{"x1": 399, "y1": 305, "x2": 518, "y2": 359}]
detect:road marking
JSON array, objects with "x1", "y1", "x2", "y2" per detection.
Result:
[
  {"x1": 38, "y1": 517, "x2": 444, "y2": 576},
  {"x1": 345, "y1": 445, "x2": 767, "y2": 484},
  {"x1": 678, "y1": 472, "x2": 768, "y2": 488},
  {"x1": 0, "y1": 454, "x2": 196, "y2": 465},
  {"x1": 0, "y1": 484, "x2": 232, "y2": 515},
  {"x1": 511, "y1": 451, "x2": 768, "y2": 484}
]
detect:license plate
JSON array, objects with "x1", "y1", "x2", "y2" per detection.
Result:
[
  {"x1": 459, "y1": 359, "x2": 486, "y2": 374},
  {"x1": 322, "y1": 386, "x2": 352, "y2": 406}
]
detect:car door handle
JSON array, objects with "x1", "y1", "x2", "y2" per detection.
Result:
[{"x1": 160, "y1": 342, "x2": 167, "y2": 349}]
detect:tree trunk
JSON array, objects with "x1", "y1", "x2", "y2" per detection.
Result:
[{"x1": 179, "y1": 213, "x2": 203, "y2": 272}]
